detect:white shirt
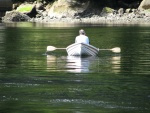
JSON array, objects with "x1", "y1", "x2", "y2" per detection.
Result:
[{"x1": 75, "y1": 35, "x2": 89, "y2": 44}]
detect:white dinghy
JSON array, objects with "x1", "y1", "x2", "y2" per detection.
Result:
[
  {"x1": 66, "y1": 43, "x2": 99, "y2": 56},
  {"x1": 46, "y1": 43, "x2": 121, "y2": 56}
]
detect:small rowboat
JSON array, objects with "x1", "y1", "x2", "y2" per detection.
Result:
[
  {"x1": 46, "y1": 44, "x2": 120, "y2": 56},
  {"x1": 66, "y1": 43, "x2": 99, "y2": 56}
]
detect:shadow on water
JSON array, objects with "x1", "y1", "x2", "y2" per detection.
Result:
[{"x1": 119, "y1": 27, "x2": 150, "y2": 75}]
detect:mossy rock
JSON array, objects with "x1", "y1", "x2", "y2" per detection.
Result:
[
  {"x1": 138, "y1": 0, "x2": 150, "y2": 10},
  {"x1": 102, "y1": 7, "x2": 114, "y2": 13},
  {"x1": 16, "y1": 4, "x2": 35, "y2": 13}
]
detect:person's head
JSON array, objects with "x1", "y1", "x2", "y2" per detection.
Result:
[{"x1": 79, "y1": 29, "x2": 86, "y2": 35}]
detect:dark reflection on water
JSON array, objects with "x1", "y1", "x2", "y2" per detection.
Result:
[{"x1": 0, "y1": 22, "x2": 150, "y2": 113}]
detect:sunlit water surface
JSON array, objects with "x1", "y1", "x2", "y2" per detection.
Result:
[{"x1": 0, "y1": 22, "x2": 150, "y2": 113}]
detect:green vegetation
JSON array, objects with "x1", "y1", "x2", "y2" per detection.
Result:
[
  {"x1": 102, "y1": 7, "x2": 114, "y2": 13},
  {"x1": 16, "y1": 5, "x2": 33, "y2": 12}
]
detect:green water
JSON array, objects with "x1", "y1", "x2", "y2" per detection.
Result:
[{"x1": 0, "y1": 22, "x2": 150, "y2": 113}]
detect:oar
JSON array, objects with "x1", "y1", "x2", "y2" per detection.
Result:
[
  {"x1": 47, "y1": 46, "x2": 121, "y2": 53},
  {"x1": 47, "y1": 46, "x2": 66, "y2": 51},
  {"x1": 98, "y1": 47, "x2": 121, "y2": 53}
]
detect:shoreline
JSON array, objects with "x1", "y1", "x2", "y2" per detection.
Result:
[
  {"x1": 1, "y1": 20, "x2": 150, "y2": 27},
  {"x1": 2, "y1": 11, "x2": 150, "y2": 26},
  {"x1": 1, "y1": 11, "x2": 150, "y2": 26},
  {"x1": 28, "y1": 14, "x2": 150, "y2": 26}
]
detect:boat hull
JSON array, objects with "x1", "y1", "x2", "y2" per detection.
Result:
[{"x1": 66, "y1": 43, "x2": 99, "y2": 56}]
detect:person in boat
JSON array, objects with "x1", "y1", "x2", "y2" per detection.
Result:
[{"x1": 75, "y1": 29, "x2": 90, "y2": 44}]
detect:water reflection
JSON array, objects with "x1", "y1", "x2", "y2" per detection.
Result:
[
  {"x1": 47, "y1": 55, "x2": 121, "y2": 73},
  {"x1": 66, "y1": 56, "x2": 91, "y2": 73},
  {"x1": 2, "y1": 22, "x2": 92, "y2": 28}
]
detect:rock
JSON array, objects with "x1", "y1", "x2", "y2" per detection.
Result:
[
  {"x1": 42, "y1": 11, "x2": 48, "y2": 17},
  {"x1": 12, "y1": 3, "x2": 20, "y2": 10},
  {"x1": 138, "y1": 0, "x2": 150, "y2": 10},
  {"x1": 118, "y1": 8, "x2": 124, "y2": 15},
  {"x1": 132, "y1": 9, "x2": 139, "y2": 14},
  {"x1": 142, "y1": 10, "x2": 150, "y2": 17},
  {"x1": 16, "y1": 3, "x2": 36, "y2": 17},
  {"x1": 16, "y1": 4, "x2": 35, "y2": 13},
  {"x1": 125, "y1": 8, "x2": 132, "y2": 13},
  {"x1": 2, "y1": 11, "x2": 31, "y2": 22},
  {"x1": 36, "y1": 2, "x2": 44, "y2": 10},
  {"x1": 48, "y1": 0, "x2": 90, "y2": 18},
  {"x1": 101, "y1": 7, "x2": 114, "y2": 17}
]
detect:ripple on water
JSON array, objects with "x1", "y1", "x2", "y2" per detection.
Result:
[{"x1": 49, "y1": 99, "x2": 138, "y2": 110}]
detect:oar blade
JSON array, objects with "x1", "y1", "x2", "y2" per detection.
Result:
[
  {"x1": 47, "y1": 46, "x2": 57, "y2": 51},
  {"x1": 111, "y1": 47, "x2": 121, "y2": 53}
]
